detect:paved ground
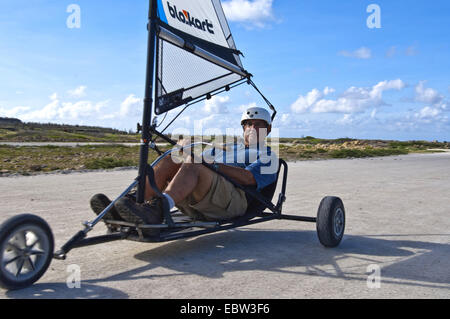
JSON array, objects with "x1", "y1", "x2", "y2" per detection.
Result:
[{"x1": 0, "y1": 152, "x2": 449, "y2": 299}]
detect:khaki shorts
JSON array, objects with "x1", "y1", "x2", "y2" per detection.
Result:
[{"x1": 176, "y1": 173, "x2": 248, "y2": 221}]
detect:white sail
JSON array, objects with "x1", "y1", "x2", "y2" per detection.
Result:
[
  {"x1": 159, "y1": 0, "x2": 229, "y2": 47},
  {"x1": 155, "y1": 0, "x2": 248, "y2": 114}
]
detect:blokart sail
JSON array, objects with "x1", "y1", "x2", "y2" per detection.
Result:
[{"x1": 154, "y1": 0, "x2": 249, "y2": 115}]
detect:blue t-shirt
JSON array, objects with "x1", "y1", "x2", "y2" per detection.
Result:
[{"x1": 202, "y1": 143, "x2": 279, "y2": 191}]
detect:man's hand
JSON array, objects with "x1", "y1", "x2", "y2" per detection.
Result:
[
  {"x1": 173, "y1": 138, "x2": 204, "y2": 164},
  {"x1": 216, "y1": 164, "x2": 257, "y2": 187},
  {"x1": 176, "y1": 138, "x2": 192, "y2": 152},
  {"x1": 170, "y1": 138, "x2": 193, "y2": 164}
]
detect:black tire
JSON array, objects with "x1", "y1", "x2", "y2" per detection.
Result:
[
  {"x1": 316, "y1": 197, "x2": 345, "y2": 248},
  {"x1": 0, "y1": 214, "x2": 54, "y2": 290}
]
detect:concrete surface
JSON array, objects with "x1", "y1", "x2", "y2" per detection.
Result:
[{"x1": 0, "y1": 152, "x2": 449, "y2": 299}]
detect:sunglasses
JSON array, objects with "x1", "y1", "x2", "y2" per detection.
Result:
[{"x1": 242, "y1": 120, "x2": 268, "y2": 128}]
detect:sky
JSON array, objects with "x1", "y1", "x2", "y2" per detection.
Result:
[{"x1": 0, "y1": 0, "x2": 449, "y2": 141}]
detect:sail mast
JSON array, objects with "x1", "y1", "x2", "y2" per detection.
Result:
[{"x1": 137, "y1": 0, "x2": 158, "y2": 204}]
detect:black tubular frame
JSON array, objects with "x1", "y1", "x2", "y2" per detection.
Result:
[
  {"x1": 53, "y1": 0, "x2": 316, "y2": 260},
  {"x1": 137, "y1": 0, "x2": 158, "y2": 204}
]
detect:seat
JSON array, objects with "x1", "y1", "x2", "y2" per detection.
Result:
[{"x1": 226, "y1": 159, "x2": 285, "y2": 223}]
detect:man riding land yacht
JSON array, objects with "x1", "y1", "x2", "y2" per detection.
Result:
[{"x1": 90, "y1": 107, "x2": 279, "y2": 227}]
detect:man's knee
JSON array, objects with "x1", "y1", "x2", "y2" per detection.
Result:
[
  {"x1": 181, "y1": 160, "x2": 201, "y2": 172},
  {"x1": 181, "y1": 160, "x2": 214, "y2": 178}
]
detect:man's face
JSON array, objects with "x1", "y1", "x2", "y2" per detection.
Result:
[{"x1": 242, "y1": 119, "x2": 271, "y2": 146}]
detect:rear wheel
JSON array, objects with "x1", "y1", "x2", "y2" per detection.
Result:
[
  {"x1": 316, "y1": 197, "x2": 345, "y2": 248},
  {"x1": 0, "y1": 214, "x2": 54, "y2": 290}
]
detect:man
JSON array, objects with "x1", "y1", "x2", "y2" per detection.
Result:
[{"x1": 90, "y1": 106, "x2": 278, "y2": 227}]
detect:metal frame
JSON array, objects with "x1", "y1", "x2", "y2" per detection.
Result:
[
  {"x1": 53, "y1": 0, "x2": 317, "y2": 260},
  {"x1": 53, "y1": 147, "x2": 316, "y2": 260}
]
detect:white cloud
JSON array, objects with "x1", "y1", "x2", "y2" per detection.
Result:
[
  {"x1": 58, "y1": 100, "x2": 108, "y2": 120},
  {"x1": 278, "y1": 112, "x2": 311, "y2": 130},
  {"x1": 323, "y1": 87, "x2": 335, "y2": 95},
  {"x1": 203, "y1": 95, "x2": 230, "y2": 114},
  {"x1": 291, "y1": 88, "x2": 323, "y2": 113},
  {"x1": 386, "y1": 46, "x2": 397, "y2": 58},
  {"x1": 237, "y1": 102, "x2": 257, "y2": 113},
  {"x1": 291, "y1": 87, "x2": 335, "y2": 113},
  {"x1": 415, "y1": 81, "x2": 444, "y2": 106},
  {"x1": 2, "y1": 92, "x2": 109, "y2": 124},
  {"x1": 339, "y1": 47, "x2": 372, "y2": 59},
  {"x1": 20, "y1": 99, "x2": 108, "y2": 122},
  {"x1": 291, "y1": 80, "x2": 406, "y2": 114},
  {"x1": 68, "y1": 86, "x2": 87, "y2": 98},
  {"x1": 119, "y1": 94, "x2": 142, "y2": 117},
  {"x1": 411, "y1": 106, "x2": 449, "y2": 126},
  {"x1": 336, "y1": 114, "x2": 354, "y2": 125},
  {"x1": 0, "y1": 106, "x2": 31, "y2": 118},
  {"x1": 405, "y1": 45, "x2": 418, "y2": 57},
  {"x1": 49, "y1": 93, "x2": 58, "y2": 101},
  {"x1": 222, "y1": 0, "x2": 274, "y2": 28},
  {"x1": 20, "y1": 98, "x2": 61, "y2": 122},
  {"x1": 415, "y1": 106, "x2": 441, "y2": 120}
]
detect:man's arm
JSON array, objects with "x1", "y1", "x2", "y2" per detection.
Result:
[{"x1": 215, "y1": 164, "x2": 256, "y2": 187}]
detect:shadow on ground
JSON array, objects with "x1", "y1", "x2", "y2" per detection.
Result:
[
  {"x1": 6, "y1": 282, "x2": 128, "y2": 299},
  {"x1": 5, "y1": 229, "x2": 450, "y2": 298}
]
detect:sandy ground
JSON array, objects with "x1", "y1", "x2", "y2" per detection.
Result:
[{"x1": 0, "y1": 152, "x2": 449, "y2": 299}]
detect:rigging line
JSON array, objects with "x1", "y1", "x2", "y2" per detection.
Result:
[
  {"x1": 158, "y1": 78, "x2": 249, "y2": 135},
  {"x1": 249, "y1": 79, "x2": 277, "y2": 121},
  {"x1": 164, "y1": 71, "x2": 234, "y2": 96},
  {"x1": 155, "y1": 110, "x2": 168, "y2": 128},
  {"x1": 159, "y1": 104, "x2": 190, "y2": 135}
]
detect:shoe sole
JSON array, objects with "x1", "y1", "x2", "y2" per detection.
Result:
[
  {"x1": 114, "y1": 199, "x2": 146, "y2": 224},
  {"x1": 90, "y1": 196, "x2": 122, "y2": 221},
  {"x1": 115, "y1": 198, "x2": 162, "y2": 237}
]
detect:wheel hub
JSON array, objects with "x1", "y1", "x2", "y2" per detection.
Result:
[
  {"x1": 1, "y1": 227, "x2": 48, "y2": 280},
  {"x1": 333, "y1": 208, "x2": 344, "y2": 237}
]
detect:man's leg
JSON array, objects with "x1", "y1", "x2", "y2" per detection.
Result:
[
  {"x1": 164, "y1": 159, "x2": 214, "y2": 205},
  {"x1": 114, "y1": 156, "x2": 215, "y2": 225},
  {"x1": 144, "y1": 155, "x2": 182, "y2": 200}
]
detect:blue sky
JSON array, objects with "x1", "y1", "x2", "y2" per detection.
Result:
[{"x1": 0, "y1": 0, "x2": 449, "y2": 140}]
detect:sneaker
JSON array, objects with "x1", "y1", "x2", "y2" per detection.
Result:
[
  {"x1": 114, "y1": 197, "x2": 164, "y2": 225},
  {"x1": 90, "y1": 194, "x2": 124, "y2": 221}
]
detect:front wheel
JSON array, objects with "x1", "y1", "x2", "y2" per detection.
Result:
[
  {"x1": 0, "y1": 214, "x2": 54, "y2": 290},
  {"x1": 316, "y1": 197, "x2": 345, "y2": 248}
]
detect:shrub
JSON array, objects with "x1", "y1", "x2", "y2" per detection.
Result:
[{"x1": 85, "y1": 158, "x2": 135, "y2": 170}]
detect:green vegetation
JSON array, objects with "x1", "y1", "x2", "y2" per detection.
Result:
[
  {"x1": 0, "y1": 144, "x2": 166, "y2": 175},
  {"x1": 85, "y1": 158, "x2": 136, "y2": 170},
  {"x1": 0, "y1": 121, "x2": 138, "y2": 142},
  {"x1": 1, "y1": 119, "x2": 449, "y2": 176},
  {"x1": 328, "y1": 148, "x2": 409, "y2": 159},
  {"x1": 0, "y1": 119, "x2": 173, "y2": 143},
  {"x1": 274, "y1": 139, "x2": 449, "y2": 161}
]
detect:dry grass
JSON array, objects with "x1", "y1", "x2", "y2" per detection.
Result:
[{"x1": 1, "y1": 138, "x2": 448, "y2": 176}]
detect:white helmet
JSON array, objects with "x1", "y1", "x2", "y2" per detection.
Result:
[{"x1": 241, "y1": 107, "x2": 272, "y2": 126}]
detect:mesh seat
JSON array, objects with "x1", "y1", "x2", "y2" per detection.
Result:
[{"x1": 224, "y1": 160, "x2": 283, "y2": 223}]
